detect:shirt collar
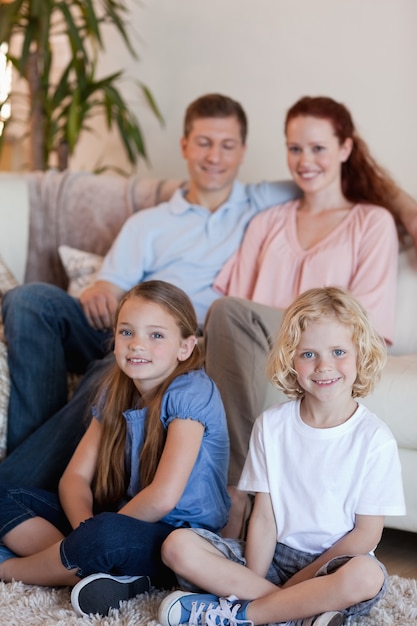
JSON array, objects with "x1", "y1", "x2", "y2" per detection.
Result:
[{"x1": 170, "y1": 181, "x2": 247, "y2": 215}]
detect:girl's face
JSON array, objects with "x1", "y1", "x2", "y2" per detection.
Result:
[
  {"x1": 114, "y1": 297, "x2": 195, "y2": 395},
  {"x1": 293, "y1": 315, "x2": 357, "y2": 405},
  {"x1": 286, "y1": 116, "x2": 352, "y2": 196}
]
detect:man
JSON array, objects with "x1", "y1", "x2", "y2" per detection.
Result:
[
  {"x1": 0, "y1": 93, "x2": 297, "y2": 497},
  {"x1": 2, "y1": 93, "x2": 417, "y2": 539}
]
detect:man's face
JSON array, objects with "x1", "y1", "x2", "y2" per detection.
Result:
[{"x1": 181, "y1": 116, "x2": 246, "y2": 200}]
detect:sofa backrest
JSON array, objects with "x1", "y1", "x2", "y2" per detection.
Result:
[
  {"x1": 23, "y1": 170, "x2": 183, "y2": 288},
  {"x1": 1, "y1": 171, "x2": 416, "y2": 355},
  {"x1": 391, "y1": 244, "x2": 417, "y2": 355}
]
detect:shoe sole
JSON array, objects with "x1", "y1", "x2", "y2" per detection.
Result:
[
  {"x1": 158, "y1": 590, "x2": 193, "y2": 626},
  {"x1": 71, "y1": 574, "x2": 150, "y2": 616},
  {"x1": 313, "y1": 613, "x2": 345, "y2": 626}
]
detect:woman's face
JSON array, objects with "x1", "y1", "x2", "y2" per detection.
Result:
[{"x1": 285, "y1": 116, "x2": 352, "y2": 196}]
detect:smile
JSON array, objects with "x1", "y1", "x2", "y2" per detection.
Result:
[
  {"x1": 128, "y1": 358, "x2": 150, "y2": 364},
  {"x1": 201, "y1": 165, "x2": 225, "y2": 174},
  {"x1": 298, "y1": 170, "x2": 321, "y2": 179},
  {"x1": 313, "y1": 377, "x2": 340, "y2": 385}
]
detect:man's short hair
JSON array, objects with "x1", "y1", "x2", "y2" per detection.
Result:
[{"x1": 183, "y1": 93, "x2": 248, "y2": 144}]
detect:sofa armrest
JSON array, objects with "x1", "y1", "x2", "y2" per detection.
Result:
[{"x1": 0, "y1": 174, "x2": 30, "y2": 283}]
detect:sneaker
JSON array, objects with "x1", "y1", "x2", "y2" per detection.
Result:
[
  {"x1": 158, "y1": 590, "x2": 252, "y2": 626},
  {"x1": 290, "y1": 612, "x2": 345, "y2": 626},
  {"x1": 71, "y1": 573, "x2": 150, "y2": 616}
]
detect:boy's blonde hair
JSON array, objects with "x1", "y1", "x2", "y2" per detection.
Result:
[{"x1": 267, "y1": 287, "x2": 387, "y2": 399}]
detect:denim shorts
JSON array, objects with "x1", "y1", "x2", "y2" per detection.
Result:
[{"x1": 180, "y1": 528, "x2": 388, "y2": 619}]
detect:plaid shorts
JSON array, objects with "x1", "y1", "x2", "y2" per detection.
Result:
[{"x1": 178, "y1": 528, "x2": 388, "y2": 619}]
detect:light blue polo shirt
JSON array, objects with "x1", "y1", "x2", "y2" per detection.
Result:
[{"x1": 98, "y1": 180, "x2": 298, "y2": 324}]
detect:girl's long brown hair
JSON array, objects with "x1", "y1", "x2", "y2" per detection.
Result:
[
  {"x1": 285, "y1": 96, "x2": 399, "y2": 211},
  {"x1": 92, "y1": 280, "x2": 203, "y2": 507}
]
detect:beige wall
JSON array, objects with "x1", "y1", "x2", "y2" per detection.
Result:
[{"x1": 72, "y1": 0, "x2": 417, "y2": 197}]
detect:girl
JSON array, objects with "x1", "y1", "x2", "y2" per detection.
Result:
[
  {"x1": 204, "y1": 96, "x2": 400, "y2": 538},
  {"x1": 159, "y1": 287, "x2": 405, "y2": 626},
  {"x1": 0, "y1": 280, "x2": 230, "y2": 617}
]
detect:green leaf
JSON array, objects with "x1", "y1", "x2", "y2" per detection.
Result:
[
  {"x1": 0, "y1": 0, "x2": 161, "y2": 170},
  {"x1": 137, "y1": 81, "x2": 165, "y2": 126}
]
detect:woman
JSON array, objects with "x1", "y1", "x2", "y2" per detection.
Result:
[{"x1": 205, "y1": 96, "x2": 399, "y2": 538}]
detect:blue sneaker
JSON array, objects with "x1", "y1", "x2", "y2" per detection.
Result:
[
  {"x1": 71, "y1": 573, "x2": 150, "y2": 616},
  {"x1": 158, "y1": 590, "x2": 252, "y2": 626}
]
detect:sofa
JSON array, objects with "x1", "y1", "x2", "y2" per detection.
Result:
[{"x1": 1, "y1": 170, "x2": 417, "y2": 535}]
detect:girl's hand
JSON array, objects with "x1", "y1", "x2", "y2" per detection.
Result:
[
  {"x1": 119, "y1": 417, "x2": 204, "y2": 521},
  {"x1": 59, "y1": 420, "x2": 102, "y2": 529}
]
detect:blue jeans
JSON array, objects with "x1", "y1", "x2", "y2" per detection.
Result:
[
  {"x1": 0, "y1": 486, "x2": 177, "y2": 588},
  {"x1": 0, "y1": 355, "x2": 114, "y2": 490},
  {"x1": 2, "y1": 283, "x2": 112, "y2": 453}
]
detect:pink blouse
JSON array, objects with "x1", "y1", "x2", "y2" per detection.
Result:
[{"x1": 215, "y1": 200, "x2": 398, "y2": 344}]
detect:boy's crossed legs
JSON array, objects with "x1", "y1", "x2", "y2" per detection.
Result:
[{"x1": 159, "y1": 528, "x2": 387, "y2": 625}]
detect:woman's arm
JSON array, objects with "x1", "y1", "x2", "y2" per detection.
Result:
[
  {"x1": 388, "y1": 187, "x2": 417, "y2": 254},
  {"x1": 245, "y1": 492, "x2": 277, "y2": 577},
  {"x1": 58, "y1": 419, "x2": 102, "y2": 529},
  {"x1": 349, "y1": 207, "x2": 399, "y2": 344},
  {"x1": 282, "y1": 514, "x2": 384, "y2": 588},
  {"x1": 119, "y1": 417, "x2": 204, "y2": 521}
]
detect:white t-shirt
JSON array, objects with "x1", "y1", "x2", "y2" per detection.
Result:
[{"x1": 238, "y1": 400, "x2": 406, "y2": 554}]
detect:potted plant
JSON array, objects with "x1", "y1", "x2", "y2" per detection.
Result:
[{"x1": 0, "y1": 0, "x2": 162, "y2": 171}]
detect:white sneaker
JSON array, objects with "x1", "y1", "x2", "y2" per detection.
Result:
[
  {"x1": 71, "y1": 572, "x2": 150, "y2": 616},
  {"x1": 290, "y1": 612, "x2": 344, "y2": 626}
]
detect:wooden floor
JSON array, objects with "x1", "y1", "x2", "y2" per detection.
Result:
[{"x1": 375, "y1": 527, "x2": 417, "y2": 579}]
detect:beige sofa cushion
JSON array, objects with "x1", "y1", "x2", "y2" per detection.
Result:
[
  {"x1": 58, "y1": 245, "x2": 103, "y2": 298},
  {"x1": 361, "y1": 355, "x2": 417, "y2": 449},
  {"x1": 391, "y1": 245, "x2": 417, "y2": 355}
]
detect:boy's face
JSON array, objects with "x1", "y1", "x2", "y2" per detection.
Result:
[
  {"x1": 293, "y1": 315, "x2": 357, "y2": 409},
  {"x1": 181, "y1": 116, "x2": 246, "y2": 203}
]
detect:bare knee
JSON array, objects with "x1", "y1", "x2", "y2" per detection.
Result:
[
  {"x1": 337, "y1": 556, "x2": 385, "y2": 604},
  {"x1": 161, "y1": 528, "x2": 191, "y2": 570}
]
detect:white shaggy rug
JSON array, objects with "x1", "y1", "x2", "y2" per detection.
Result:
[{"x1": 0, "y1": 575, "x2": 415, "y2": 625}]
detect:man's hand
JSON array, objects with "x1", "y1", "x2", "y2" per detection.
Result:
[{"x1": 79, "y1": 280, "x2": 125, "y2": 330}]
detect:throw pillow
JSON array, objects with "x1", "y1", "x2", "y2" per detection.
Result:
[
  {"x1": 58, "y1": 245, "x2": 103, "y2": 298},
  {"x1": 0, "y1": 254, "x2": 19, "y2": 298},
  {"x1": 0, "y1": 254, "x2": 19, "y2": 461}
]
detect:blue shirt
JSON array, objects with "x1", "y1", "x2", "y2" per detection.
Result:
[
  {"x1": 98, "y1": 180, "x2": 298, "y2": 324},
  {"x1": 117, "y1": 369, "x2": 230, "y2": 532}
]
